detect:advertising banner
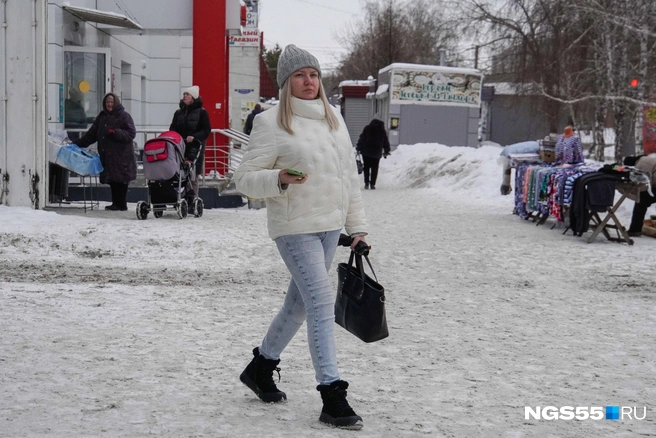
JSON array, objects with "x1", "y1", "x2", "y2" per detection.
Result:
[
  {"x1": 390, "y1": 69, "x2": 482, "y2": 107},
  {"x1": 244, "y1": 0, "x2": 258, "y2": 29},
  {"x1": 643, "y1": 106, "x2": 656, "y2": 154},
  {"x1": 229, "y1": 30, "x2": 260, "y2": 47}
]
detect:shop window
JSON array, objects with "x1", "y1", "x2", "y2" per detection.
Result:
[{"x1": 63, "y1": 48, "x2": 110, "y2": 140}]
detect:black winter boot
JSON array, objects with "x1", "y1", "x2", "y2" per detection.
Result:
[
  {"x1": 317, "y1": 380, "x2": 363, "y2": 430},
  {"x1": 105, "y1": 183, "x2": 118, "y2": 210},
  {"x1": 116, "y1": 183, "x2": 129, "y2": 210},
  {"x1": 240, "y1": 347, "x2": 287, "y2": 403}
]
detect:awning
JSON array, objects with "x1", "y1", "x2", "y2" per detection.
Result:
[{"x1": 63, "y1": 4, "x2": 143, "y2": 30}]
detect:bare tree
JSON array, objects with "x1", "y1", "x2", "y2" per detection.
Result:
[
  {"x1": 454, "y1": 0, "x2": 656, "y2": 160},
  {"x1": 577, "y1": 0, "x2": 656, "y2": 160},
  {"x1": 332, "y1": 0, "x2": 458, "y2": 89},
  {"x1": 452, "y1": 0, "x2": 590, "y2": 131}
]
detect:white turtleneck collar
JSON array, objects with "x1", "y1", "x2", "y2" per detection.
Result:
[{"x1": 290, "y1": 96, "x2": 326, "y2": 120}]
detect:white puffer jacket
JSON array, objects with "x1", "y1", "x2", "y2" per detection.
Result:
[{"x1": 234, "y1": 97, "x2": 367, "y2": 240}]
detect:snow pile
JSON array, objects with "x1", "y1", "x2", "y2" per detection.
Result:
[
  {"x1": 378, "y1": 142, "x2": 637, "y2": 221},
  {"x1": 379, "y1": 143, "x2": 507, "y2": 204}
]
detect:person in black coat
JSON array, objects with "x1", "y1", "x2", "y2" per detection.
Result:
[
  {"x1": 356, "y1": 118, "x2": 390, "y2": 189},
  {"x1": 170, "y1": 85, "x2": 211, "y2": 197},
  {"x1": 624, "y1": 154, "x2": 656, "y2": 236},
  {"x1": 75, "y1": 92, "x2": 137, "y2": 211},
  {"x1": 243, "y1": 104, "x2": 263, "y2": 135}
]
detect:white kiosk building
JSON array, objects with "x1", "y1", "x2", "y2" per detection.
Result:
[{"x1": 374, "y1": 63, "x2": 483, "y2": 148}]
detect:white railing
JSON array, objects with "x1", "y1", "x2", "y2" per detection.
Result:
[{"x1": 66, "y1": 128, "x2": 246, "y2": 187}]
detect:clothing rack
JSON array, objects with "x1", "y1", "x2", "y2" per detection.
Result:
[
  {"x1": 582, "y1": 181, "x2": 644, "y2": 245},
  {"x1": 513, "y1": 163, "x2": 645, "y2": 245}
]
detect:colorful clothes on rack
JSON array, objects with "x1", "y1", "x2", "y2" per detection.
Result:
[{"x1": 514, "y1": 163, "x2": 600, "y2": 221}]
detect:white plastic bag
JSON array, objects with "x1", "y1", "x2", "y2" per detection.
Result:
[{"x1": 47, "y1": 130, "x2": 72, "y2": 164}]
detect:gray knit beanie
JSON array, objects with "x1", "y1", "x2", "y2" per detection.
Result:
[{"x1": 276, "y1": 44, "x2": 322, "y2": 88}]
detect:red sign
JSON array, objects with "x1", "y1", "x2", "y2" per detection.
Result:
[{"x1": 643, "y1": 106, "x2": 656, "y2": 154}]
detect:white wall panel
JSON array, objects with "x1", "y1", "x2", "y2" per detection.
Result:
[
  {"x1": 229, "y1": 46, "x2": 260, "y2": 130},
  {"x1": 149, "y1": 81, "x2": 181, "y2": 104},
  {"x1": 47, "y1": 3, "x2": 63, "y2": 45},
  {"x1": 112, "y1": 34, "x2": 149, "y2": 55},
  {"x1": 48, "y1": 44, "x2": 63, "y2": 84},
  {"x1": 149, "y1": 35, "x2": 181, "y2": 58},
  {"x1": 180, "y1": 67, "x2": 192, "y2": 88},
  {"x1": 3, "y1": 0, "x2": 47, "y2": 207},
  {"x1": 97, "y1": 0, "x2": 192, "y2": 30},
  {"x1": 181, "y1": 46, "x2": 192, "y2": 66},
  {"x1": 147, "y1": 103, "x2": 178, "y2": 128},
  {"x1": 147, "y1": 59, "x2": 180, "y2": 81}
]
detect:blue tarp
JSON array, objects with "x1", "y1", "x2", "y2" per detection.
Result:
[
  {"x1": 55, "y1": 144, "x2": 103, "y2": 176},
  {"x1": 499, "y1": 141, "x2": 539, "y2": 158}
]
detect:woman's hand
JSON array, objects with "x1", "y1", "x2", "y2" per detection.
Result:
[
  {"x1": 186, "y1": 136, "x2": 195, "y2": 143},
  {"x1": 350, "y1": 235, "x2": 369, "y2": 252},
  {"x1": 279, "y1": 169, "x2": 308, "y2": 185}
]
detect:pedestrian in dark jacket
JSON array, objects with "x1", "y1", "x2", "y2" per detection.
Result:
[
  {"x1": 75, "y1": 92, "x2": 136, "y2": 211},
  {"x1": 356, "y1": 118, "x2": 390, "y2": 189},
  {"x1": 243, "y1": 104, "x2": 263, "y2": 135},
  {"x1": 624, "y1": 154, "x2": 656, "y2": 236},
  {"x1": 170, "y1": 85, "x2": 211, "y2": 197}
]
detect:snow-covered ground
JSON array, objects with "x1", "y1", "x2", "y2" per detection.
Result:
[{"x1": 1, "y1": 143, "x2": 654, "y2": 438}]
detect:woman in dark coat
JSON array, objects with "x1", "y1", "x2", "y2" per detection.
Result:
[
  {"x1": 356, "y1": 118, "x2": 390, "y2": 190},
  {"x1": 169, "y1": 85, "x2": 211, "y2": 197},
  {"x1": 76, "y1": 92, "x2": 137, "y2": 211}
]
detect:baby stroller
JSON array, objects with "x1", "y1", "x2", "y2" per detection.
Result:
[{"x1": 136, "y1": 131, "x2": 204, "y2": 220}]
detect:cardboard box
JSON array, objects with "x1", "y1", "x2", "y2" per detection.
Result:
[
  {"x1": 539, "y1": 149, "x2": 555, "y2": 163},
  {"x1": 539, "y1": 139, "x2": 556, "y2": 163},
  {"x1": 642, "y1": 219, "x2": 656, "y2": 238}
]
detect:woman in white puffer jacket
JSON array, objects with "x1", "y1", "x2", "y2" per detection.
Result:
[{"x1": 235, "y1": 45, "x2": 367, "y2": 430}]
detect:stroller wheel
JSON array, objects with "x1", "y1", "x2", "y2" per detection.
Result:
[
  {"x1": 136, "y1": 201, "x2": 149, "y2": 220},
  {"x1": 177, "y1": 199, "x2": 188, "y2": 219},
  {"x1": 193, "y1": 198, "x2": 204, "y2": 218},
  {"x1": 154, "y1": 209, "x2": 163, "y2": 218}
]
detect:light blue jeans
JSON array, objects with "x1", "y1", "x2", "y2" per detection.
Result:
[{"x1": 259, "y1": 230, "x2": 341, "y2": 385}]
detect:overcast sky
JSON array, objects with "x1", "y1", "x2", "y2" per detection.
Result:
[{"x1": 258, "y1": 0, "x2": 365, "y2": 72}]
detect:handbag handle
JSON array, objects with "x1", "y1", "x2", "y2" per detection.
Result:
[{"x1": 348, "y1": 250, "x2": 379, "y2": 284}]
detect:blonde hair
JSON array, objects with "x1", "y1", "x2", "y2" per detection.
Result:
[{"x1": 277, "y1": 79, "x2": 340, "y2": 135}]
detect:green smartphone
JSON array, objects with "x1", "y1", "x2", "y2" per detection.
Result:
[{"x1": 287, "y1": 168, "x2": 305, "y2": 177}]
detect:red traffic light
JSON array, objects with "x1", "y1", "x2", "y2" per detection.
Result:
[{"x1": 630, "y1": 78, "x2": 639, "y2": 87}]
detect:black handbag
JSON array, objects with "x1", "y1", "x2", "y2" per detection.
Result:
[
  {"x1": 335, "y1": 251, "x2": 388, "y2": 343},
  {"x1": 356, "y1": 153, "x2": 363, "y2": 175}
]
